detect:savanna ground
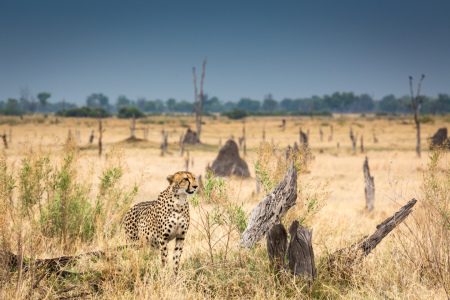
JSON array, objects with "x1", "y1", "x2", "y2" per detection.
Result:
[{"x1": 0, "y1": 113, "x2": 449, "y2": 299}]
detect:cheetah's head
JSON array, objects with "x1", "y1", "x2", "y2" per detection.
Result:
[{"x1": 167, "y1": 171, "x2": 198, "y2": 196}]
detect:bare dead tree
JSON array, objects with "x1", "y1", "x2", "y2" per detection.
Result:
[
  {"x1": 185, "y1": 151, "x2": 190, "y2": 171},
  {"x1": 193, "y1": 57, "x2": 207, "y2": 143},
  {"x1": 262, "y1": 122, "x2": 266, "y2": 142},
  {"x1": 98, "y1": 113, "x2": 104, "y2": 158},
  {"x1": 161, "y1": 129, "x2": 168, "y2": 155},
  {"x1": 179, "y1": 134, "x2": 184, "y2": 156},
  {"x1": 144, "y1": 126, "x2": 149, "y2": 141},
  {"x1": 363, "y1": 157, "x2": 375, "y2": 212},
  {"x1": 360, "y1": 135, "x2": 364, "y2": 153},
  {"x1": 1, "y1": 134, "x2": 7, "y2": 149},
  {"x1": 242, "y1": 119, "x2": 246, "y2": 156},
  {"x1": 399, "y1": 75, "x2": 425, "y2": 157},
  {"x1": 89, "y1": 130, "x2": 94, "y2": 144},
  {"x1": 350, "y1": 127, "x2": 358, "y2": 154},
  {"x1": 130, "y1": 114, "x2": 136, "y2": 139}
]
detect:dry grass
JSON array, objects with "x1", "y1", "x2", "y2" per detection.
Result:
[{"x1": 0, "y1": 113, "x2": 449, "y2": 299}]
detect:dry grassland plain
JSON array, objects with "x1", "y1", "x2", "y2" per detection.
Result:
[{"x1": 0, "y1": 113, "x2": 449, "y2": 299}]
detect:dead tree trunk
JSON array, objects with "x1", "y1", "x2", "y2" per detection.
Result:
[
  {"x1": 193, "y1": 57, "x2": 207, "y2": 143},
  {"x1": 179, "y1": 134, "x2": 184, "y2": 156},
  {"x1": 185, "y1": 151, "x2": 190, "y2": 171},
  {"x1": 363, "y1": 157, "x2": 375, "y2": 212},
  {"x1": 262, "y1": 123, "x2": 266, "y2": 142},
  {"x1": 288, "y1": 221, "x2": 316, "y2": 282},
  {"x1": 1, "y1": 134, "x2": 7, "y2": 149},
  {"x1": 328, "y1": 125, "x2": 333, "y2": 141},
  {"x1": 240, "y1": 162, "x2": 297, "y2": 249},
  {"x1": 267, "y1": 224, "x2": 287, "y2": 271},
  {"x1": 350, "y1": 127, "x2": 357, "y2": 154},
  {"x1": 98, "y1": 113, "x2": 104, "y2": 158},
  {"x1": 327, "y1": 199, "x2": 417, "y2": 273},
  {"x1": 130, "y1": 114, "x2": 136, "y2": 139},
  {"x1": 299, "y1": 129, "x2": 308, "y2": 149},
  {"x1": 398, "y1": 75, "x2": 425, "y2": 157},
  {"x1": 89, "y1": 130, "x2": 94, "y2": 144},
  {"x1": 242, "y1": 119, "x2": 246, "y2": 156},
  {"x1": 360, "y1": 135, "x2": 364, "y2": 153},
  {"x1": 161, "y1": 129, "x2": 168, "y2": 155},
  {"x1": 144, "y1": 126, "x2": 149, "y2": 141}
]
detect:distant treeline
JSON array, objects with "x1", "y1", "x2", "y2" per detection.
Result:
[{"x1": 1, "y1": 92, "x2": 450, "y2": 117}]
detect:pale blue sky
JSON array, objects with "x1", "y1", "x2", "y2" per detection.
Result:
[{"x1": 1, "y1": 0, "x2": 449, "y2": 105}]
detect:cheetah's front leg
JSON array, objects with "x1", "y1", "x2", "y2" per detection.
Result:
[
  {"x1": 173, "y1": 237, "x2": 185, "y2": 274},
  {"x1": 160, "y1": 238, "x2": 169, "y2": 267}
]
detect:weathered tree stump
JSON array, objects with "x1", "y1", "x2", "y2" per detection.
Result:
[
  {"x1": 299, "y1": 129, "x2": 308, "y2": 149},
  {"x1": 288, "y1": 221, "x2": 316, "y2": 282},
  {"x1": 1, "y1": 134, "x2": 7, "y2": 149},
  {"x1": 240, "y1": 162, "x2": 297, "y2": 248},
  {"x1": 363, "y1": 157, "x2": 375, "y2": 212},
  {"x1": 267, "y1": 224, "x2": 288, "y2": 271}
]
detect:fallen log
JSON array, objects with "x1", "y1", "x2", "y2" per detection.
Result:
[
  {"x1": 328, "y1": 198, "x2": 417, "y2": 267},
  {"x1": 240, "y1": 162, "x2": 297, "y2": 249}
]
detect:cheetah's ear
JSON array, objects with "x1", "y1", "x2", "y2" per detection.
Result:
[{"x1": 166, "y1": 174, "x2": 174, "y2": 184}]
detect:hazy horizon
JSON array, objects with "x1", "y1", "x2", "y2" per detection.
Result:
[{"x1": 1, "y1": 0, "x2": 449, "y2": 105}]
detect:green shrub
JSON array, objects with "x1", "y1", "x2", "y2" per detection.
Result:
[
  {"x1": 56, "y1": 106, "x2": 110, "y2": 118},
  {"x1": 117, "y1": 107, "x2": 145, "y2": 119},
  {"x1": 419, "y1": 114, "x2": 434, "y2": 124},
  {"x1": 221, "y1": 108, "x2": 248, "y2": 120}
]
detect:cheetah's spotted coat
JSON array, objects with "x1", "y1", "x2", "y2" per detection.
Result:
[{"x1": 124, "y1": 171, "x2": 198, "y2": 273}]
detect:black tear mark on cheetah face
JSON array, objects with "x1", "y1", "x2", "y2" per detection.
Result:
[{"x1": 167, "y1": 171, "x2": 198, "y2": 195}]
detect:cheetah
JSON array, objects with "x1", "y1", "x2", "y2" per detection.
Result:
[{"x1": 124, "y1": 171, "x2": 198, "y2": 273}]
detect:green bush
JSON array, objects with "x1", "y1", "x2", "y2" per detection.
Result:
[
  {"x1": 419, "y1": 114, "x2": 434, "y2": 124},
  {"x1": 117, "y1": 107, "x2": 145, "y2": 119},
  {"x1": 56, "y1": 106, "x2": 110, "y2": 118},
  {"x1": 0, "y1": 108, "x2": 23, "y2": 116},
  {"x1": 221, "y1": 108, "x2": 248, "y2": 119}
]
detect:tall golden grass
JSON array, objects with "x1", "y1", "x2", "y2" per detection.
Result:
[{"x1": 0, "y1": 113, "x2": 449, "y2": 299}]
